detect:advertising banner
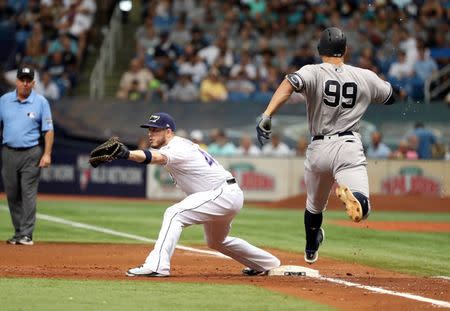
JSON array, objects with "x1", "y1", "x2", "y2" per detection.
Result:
[
  {"x1": 0, "y1": 151, "x2": 146, "y2": 197},
  {"x1": 146, "y1": 157, "x2": 293, "y2": 201}
]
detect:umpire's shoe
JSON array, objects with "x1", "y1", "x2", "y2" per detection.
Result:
[
  {"x1": 304, "y1": 228, "x2": 325, "y2": 264},
  {"x1": 335, "y1": 185, "x2": 363, "y2": 222},
  {"x1": 242, "y1": 267, "x2": 268, "y2": 276},
  {"x1": 126, "y1": 265, "x2": 168, "y2": 277}
]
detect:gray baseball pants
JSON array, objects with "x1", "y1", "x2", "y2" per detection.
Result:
[{"x1": 1, "y1": 145, "x2": 42, "y2": 238}]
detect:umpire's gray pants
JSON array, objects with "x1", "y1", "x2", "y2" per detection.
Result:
[{"x1": 2, "y1": 145, "x2": 42, "y2": 238}]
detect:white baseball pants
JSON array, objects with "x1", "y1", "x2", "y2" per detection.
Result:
[{"x1": 143, "y1": 181, "x2": 280, "y2": 275}]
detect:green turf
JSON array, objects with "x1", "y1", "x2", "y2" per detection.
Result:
[
  {"x1": 0, "y1": 199, "x2": 449, "y2": 276},
  {"x1": 0, "y1": 278, "x2": 334, "y2": 311}
]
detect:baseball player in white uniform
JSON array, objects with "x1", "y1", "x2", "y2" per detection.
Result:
[
  {"x1": 256, "y1": 27, "x2": 395, "y2": 264},
  {"x1": 119, "y1": 112, "x2": 280, "y2": 277}
]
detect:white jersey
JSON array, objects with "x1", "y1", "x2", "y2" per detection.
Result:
[
  {"x1": 289, "y1": 63, "x2": 392, "y2": 136},
  {"x1": 157, "y1": 136, "x2": 233, "y2": 195}
]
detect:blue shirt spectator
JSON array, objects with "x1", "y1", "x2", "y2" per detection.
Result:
[
  {"x1": 367, "y1": 131, "x2": 391, "y2": 159},
  {"x1": 412, "y1": 123, "x2": 437, "y2": 159},
  {"x1": 414, "y1": 47, "x2": 438, "y2": 82}
]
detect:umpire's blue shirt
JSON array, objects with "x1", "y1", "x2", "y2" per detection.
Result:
[{"x1": 0, "y1": 89, "x2": 53, "y2": 148}]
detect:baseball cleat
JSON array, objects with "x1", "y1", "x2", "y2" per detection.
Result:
[
  {"x1": 6, "y1": 236, "x2": 20, "y2": 245},
  {"x1": 304, "y1": 228, "x2": 324, "y2": 264},
  {"x1": 335, "y1": 185, "x2": 363, "y2": 222},
  {"x1": 17, "y1": 236, "x2": 34, "y2": 245},
  {"x1": 126, "y1": 265, "x2": 168, "y2": 277},
  {"x1": 242, "y1": 267, "x2": 268, "y2": 276}
]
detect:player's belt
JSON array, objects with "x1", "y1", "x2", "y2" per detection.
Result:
[
  {"x1": 4, "y1": 144, "x2": 38, "y2": 151},
  {"x1": 312, "y1": 131, "x2": 354, "y2": 141},
  {"x1": 226, "y1": 178, "x2": 237, "y2": 185}
]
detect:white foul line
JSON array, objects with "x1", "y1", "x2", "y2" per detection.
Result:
[
  {"x1": 1, "y1": 207, "x2": 449, "y2": 308},
  {"x1": 0, "y1": 206, "x2": 228, "y2": 258},
  {"x1": 318, "y1": 276, "x2": 450, "y2": 308}
]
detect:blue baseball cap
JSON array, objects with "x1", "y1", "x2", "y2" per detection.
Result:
[{"x1": 140, "y1": 112, "x2": 176, "y2": 131}]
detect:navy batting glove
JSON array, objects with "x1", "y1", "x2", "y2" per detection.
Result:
[{"x1": 256, "y1": 114, "x2": 272, "y2": 146}]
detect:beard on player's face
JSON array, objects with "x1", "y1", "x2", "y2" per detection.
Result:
[{"x1": 148, "y1": 128, "x2": 168, "y2": 149}]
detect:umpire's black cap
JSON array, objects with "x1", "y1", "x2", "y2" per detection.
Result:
[
  {"x1": 17, "y1": 66, "x2": 35, "y2": 80},
  {"x1": 317, "y1": 27, "x2": 346, "y2": 57},
  {"x1": 140, "y1": 112, "x2": 176, "y2": 131}
]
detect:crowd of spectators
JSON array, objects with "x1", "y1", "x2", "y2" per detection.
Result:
[
  {"x1": 135, "y1": 121, "x2": 448, "y2": 161},
  {"x1": 365, "y1": 122, "x2": 448, "y2": 160},
  {"x1": 0, "y1": 0, "x2": 97, "y2": 100},
  {"x1": 116, "y1": 0, "x2": 450, "y2": 103}
]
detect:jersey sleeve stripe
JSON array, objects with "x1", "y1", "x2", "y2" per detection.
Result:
[
  {"x1": 381, "y1": 85, "x2": 393, "y2": 105},
  {"x1": 298, "y1": 74, "x2": 306, "y2": 92}
]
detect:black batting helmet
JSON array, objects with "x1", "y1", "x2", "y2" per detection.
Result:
[{"x1": 317, "y1": 27, "x2": 346, "y2": 57}]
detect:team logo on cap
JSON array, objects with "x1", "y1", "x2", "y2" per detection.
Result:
[{"x1": 148, "y1": 115, "x2": 160, "y2": 122}]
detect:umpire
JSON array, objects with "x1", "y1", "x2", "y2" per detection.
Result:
[{"x1": 0, "y1": 66, "x2": 54, "y2": 245}]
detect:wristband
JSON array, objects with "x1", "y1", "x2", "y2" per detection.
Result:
[{"x1": 142, "y1": 149, "x2": 153, "y2": 164}]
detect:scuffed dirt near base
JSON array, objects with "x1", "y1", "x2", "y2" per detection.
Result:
[{"x1": 1, "y1": 243, "x2": 449, "y2": 311}]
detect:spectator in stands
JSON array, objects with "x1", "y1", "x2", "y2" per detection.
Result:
[
  {"x1": 169, "y1": 74, "x2": 199, "y2": 102},
  {"x1": 148, "y1": 32, "x2": 179, "y2": 88},
  {"x1": 412, "y1": 44, "x2": 438, "y2": 99},
  {"x1": 190, "y1": 129, "x2": 207, "y2": 150},
  {"x1": 24, "y1": 22, "x2": 47, "y2": 68},
  {"x1": 226, "y1": 70, "x2": 255, "y2": 101},
  {"x1": 116, "y1": 58, "x2": 153, "y2": 100},
  {"x1": 199, "y1": 69, "x2": 228, "y2": 102},
  {"x1": 62, "y1": 0, "x2": 97, "y2": 61},
  {"x1": 198, "y1": 37, "x2": 233, "y2": 68},
  {"x1": 388, "y1": 50, "x2": 414, "y2": 96},
  {"x1": 235, "y1": 134, "x2": 261, "y2": 156},
  {"x1": 388, "y1": 50, "x2": 413, "y2": 81},
  {"x1": 207, "y1": 129, "x2": 236, "y2": 156},
  {"x1": 398, "y1": 27, "x2": 418, "y2": 70},
  {"x1": 14, "y1": 13, "x2": 32, "y2": 56},
  {"x1": 295, "y1": 136, "x2": 308, "y2": 157},
  {"x1": 230, "y1": 50, "x2": 257, "y2": 80},
  {"x1": 262, "y1": 132, "x2": 292, "y2": 157},
  {"x1": 148, "y1": 67, "x2": 169, "y2": 102},
  {"x1": 48, "y1": 33, "x2": 78, "y2": 59},
  {"x1": 367, "y1": 131, "x2": 391, "y2": 159},
  {"x1": 41, "y1": 71, "x2": 60, "y2": 101},
  {"x1": 289, "y1": 44, "x2": 315, "y2": 72},
  {"x1": 177, "y1": 45, "x2": 208, "y2": 84},
  {"x1": 169, "y1": 12, "x2": 191, "y2": 47},
  {"x1": 43, "y1": 51, "x2": 71, "y2": 95},
  {"x1": 136, "y1": 17, "x2": 160, "y2": 61},
  {"x1": 389, "y1": 138, "x2": 418, "y2": 160},
  {"x1": 127, "y1": 80, "x2": 145, "y2": 101},
  {"x1": 189, "y1": 25, "x2": 209, "y2": 54},
  {"x1": 408, "y1": 122, "x2": 437, "y2": 160}
]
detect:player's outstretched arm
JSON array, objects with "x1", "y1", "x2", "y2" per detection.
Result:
[
  {"x1": 128, "y1": 150, "x2": 167, "y2": 165},
  {"x1": 263, "y1": 79, "x2": 294, "y2": 117}
]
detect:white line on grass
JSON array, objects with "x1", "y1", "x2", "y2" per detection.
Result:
[
  {"x1": 1, "y1": 207, "x2": 449, "y2": 308},
  {"x1": 0, "y1": 206, "x2": 228, "y2": 258}
]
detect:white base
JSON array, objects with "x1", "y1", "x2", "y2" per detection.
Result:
[{"x1": 268, "y1": 265, "x2": 320, "y2": 277}]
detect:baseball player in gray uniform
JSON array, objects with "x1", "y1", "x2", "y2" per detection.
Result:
[
  {"x1": 116, "y1": 112, "x2": 280, "y2": 277},
  {"x1": 256, "y1": 27, "x2": 394, "y2": 264}
]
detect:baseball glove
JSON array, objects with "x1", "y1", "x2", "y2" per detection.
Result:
[{"x1": 89, "y1": 137, "x2": 130, "y2": 168}]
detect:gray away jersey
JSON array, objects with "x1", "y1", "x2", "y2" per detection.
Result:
[{"x1": 287, "y1": 62, "x2": 392, "y2": 136}]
